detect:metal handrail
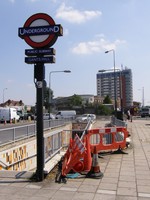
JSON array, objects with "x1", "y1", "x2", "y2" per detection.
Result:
[
  {"x1": 0, "y1": 118, "x2": 72, "y2": 147},
  {"x1": 111, "y1": 116, "x2": 127, "y2": 127}
]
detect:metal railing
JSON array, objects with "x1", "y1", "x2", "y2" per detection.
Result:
[
  {"x1": 111, "y1": 116, "x2": 127, "y2": 127},
  {"x1": 0, "y1": 118, "x2": 72, "y2": 147},
  {"x1": 0, "y1": 118, "x2": 92, "y2": 171}
]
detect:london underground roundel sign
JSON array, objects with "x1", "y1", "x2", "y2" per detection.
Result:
[{"x1": 18, "y1": 13, "x2": 63, "y2": 48}]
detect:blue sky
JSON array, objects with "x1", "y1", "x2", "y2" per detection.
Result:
[{"x1": 0, "y1": 0, "x2": 150, "y2": 106}]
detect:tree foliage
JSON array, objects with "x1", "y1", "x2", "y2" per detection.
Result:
[
  {"x1": 43, "y1": 86, "x2": 53, "y2": 110},
  {"x1": 103, "y1": 95, "x2": 112, "y2": 104},
  {"x1": 70, "y1": 94, "x2": 82, "y2": 107},
  {"x1": 95, "y1": 104, "x2": 113, "y2": 115}
]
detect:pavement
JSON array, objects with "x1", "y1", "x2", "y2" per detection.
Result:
[{"x1": 0, "y1": 118, "x2": 150, "y2": 200}]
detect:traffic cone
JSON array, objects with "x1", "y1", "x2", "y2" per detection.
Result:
[
  {"x1": 86, "y1": 146, "x2": 103, "y2": 179},
  {"x1": 83, "y1": 136, "x2": 92, "y2": 172}
]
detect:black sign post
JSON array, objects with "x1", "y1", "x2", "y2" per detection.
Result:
[
  {"x1": 34, "y1": 63, "x2": 45, "y2": 181},
  {"x1": 18, "y1": 13, "x2": 63, "y2": 182}
]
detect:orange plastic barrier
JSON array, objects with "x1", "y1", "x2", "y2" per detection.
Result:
[
  {"x1": 61, "y1": 127, "x2": 129, "y2": 177},
  {"x1": 86, "y1": 127, "x2": 129, "y2": 153},
  {"x1": 62, "y1": 134, "x2": 92, "y2": 176}
]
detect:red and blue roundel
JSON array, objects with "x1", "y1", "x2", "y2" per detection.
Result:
[{"x1": 19, "y1": 13, "x2": 63, "y2": 48}]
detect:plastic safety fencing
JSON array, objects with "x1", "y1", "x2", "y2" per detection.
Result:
[
  {"x1": 61, "y1": 134, "x2": 92, "y2": 176},
  {"x1": 87, "y1": 127, "x2": 129, "y2": 153},
  {"x1": 60, "y1": 126, "x2": 129, "y2": 179}
]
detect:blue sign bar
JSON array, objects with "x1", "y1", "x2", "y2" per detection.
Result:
[
  {"x1": 25, "y1": 48, "x2": 56, "y2": 56},
  {"x1": 19, "y1": 25, "x2": 63, "y2": 38},
  {"x1": 25, "y1": 56, "x2": 55, "y2": 64}
]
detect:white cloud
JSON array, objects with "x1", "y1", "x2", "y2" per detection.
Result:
[
  {"x1": 72, "y1": 36, "x2": 126, "y2": 55},
  {"x1": 55, "y1": 3, "x2": 102, "y2": 24}
]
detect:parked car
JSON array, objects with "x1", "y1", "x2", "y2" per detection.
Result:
[
  {"x1": 140, "y1": 107, "x2": 150, "y2": 118},
  {"x1": 23, "y1": 113, "x2": 35, "y2": 120},
  {"x1": 76, "y1": 114, "x2": 96, "y2": 122},
  {"x1": 43, "y1": 113, "x2": 55, "y2": 120}
]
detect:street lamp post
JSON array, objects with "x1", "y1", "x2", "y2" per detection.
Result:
[
  {"x1": 138, "y1": 87, "x2": 144, "y2": 107},
  {"x1": 49, "y1": 70, "x2": 71, "y2": 112},
  {"x1": 119, "y1": 70, "x2": 123, "y2": 118},
  {"x1": 142, "y1": 87, "x2": 144, "y2": 107},
  {"x1": 3, "y1": 88, "x2": 7, "y2": 103},
  {"x1": 105, "y1": 49, "x2": 117, "y2": 117}
]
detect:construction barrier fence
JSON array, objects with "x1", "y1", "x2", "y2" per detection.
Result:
[
  {"x1": 59, "y1": 126, "x2": 129, "y2": 181},
  {"x1": 87, "y1": 127, "x2": 129, "y2": 153}
]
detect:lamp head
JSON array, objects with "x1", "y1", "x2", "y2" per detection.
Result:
[{"x1": 64, "y1": 70, "x2": 71, "y2": 73}]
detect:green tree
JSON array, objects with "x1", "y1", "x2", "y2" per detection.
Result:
[
  {"x1": 96, "y1": 104, "x2": 113, "y2": 115},
  {"x1": 70, "y1": 94, "x2": 82, "y2": 107},
  {"x1": 103, "y1": 95, "x2": 112, "y2": 104},
  {"x1": 43, "y1": 86, "x2": 53, "y2": 110}
]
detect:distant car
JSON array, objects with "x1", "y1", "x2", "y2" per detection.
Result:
[
  {"x1": 43, "y1": 113, "x2": 55, "y2": 120},
  {"x1": 23, "y1": 113, "x2": 35, "y2": 120},
  {"x1": 90, "y1": 114, "x2": 96, "y2": 121},
  {"x1": 17, "y1": 112, "x2": 24, "y2": 120},
  {"x1": 140, "y1": 107, "x2": 150, "y2": 118},
  {"x1": 76, "y1": 114, "x2": 96, "y2": 122}
]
